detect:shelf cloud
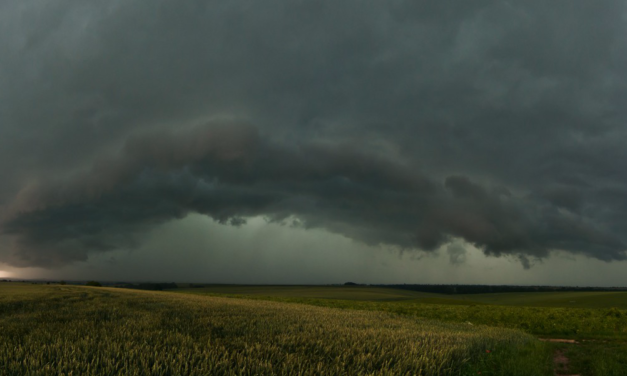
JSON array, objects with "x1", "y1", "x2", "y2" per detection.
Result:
[{"x1": 1, "y1": 1, "x2": 627, "y2": 271}]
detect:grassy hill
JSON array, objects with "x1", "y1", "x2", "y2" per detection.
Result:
[
  {"x1": 5, "y1": 283, "x2": 627, "y2": 375},
  {"x1": 175, "y1": 284, "x2": 627, "y2": 375},
  {"x1": 0, "y1": 283, "x2": 548, "y2": 375}
]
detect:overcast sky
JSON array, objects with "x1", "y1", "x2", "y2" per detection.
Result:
[{"x1": 2, "y1": 1, "x2": 627, "y2": 285}]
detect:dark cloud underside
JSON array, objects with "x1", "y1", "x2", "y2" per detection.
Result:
[
  {"x1": 1, "y1": 1, "x2": 627, "y2": 269},
  {"x1": 3, "y1": 123, "x2": 625, "y2": 267}
]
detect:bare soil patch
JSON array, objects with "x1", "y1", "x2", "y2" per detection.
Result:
[
  {"x1": 552, "y1": 348, "x2": 580, "y2": 376},
  {"x1": 540, "y1": 338, "x2": 578, "y2": 344}
]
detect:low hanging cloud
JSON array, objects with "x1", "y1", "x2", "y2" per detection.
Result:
[
  {"x1": 2, "y1": 1, "x2": 627, "y2": 271},
  {"x1": 2, "y1": 123, "x2": 624, "y2": 268},
  {"x1": 446, "y1": 243, "x2": 468, "y2": 266}
]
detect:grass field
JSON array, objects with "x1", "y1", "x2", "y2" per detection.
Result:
[
  {"x1": 176, "y1": 285, "x2": 627, "y2": 309},
  {"x1": 3, "y1": 283, "x2": 626, "y2": 375},
  {"x1": 177, "y1": 285, "x2": 477, "y2": 305},
  {"x1": 177, "y1": 285, "x2": 627, "y2": 375},
  {"x1": 177, "y1": 287, "x2": 627, "y2": 339},
  {"x1": 452, "y1": 291, "x2": 627, "y2": 309},
  {"x1": 0, "y1": 283, "x2": 550, "y2": 375}
]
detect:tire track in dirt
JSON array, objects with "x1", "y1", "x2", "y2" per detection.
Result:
[{"x1": 540, "y1": 339, "x2": 580, "y2": 376}]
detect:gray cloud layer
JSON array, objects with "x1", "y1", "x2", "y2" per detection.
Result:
[
  {"x1": 3, "y1": 123, "x2": 625, "y2": 268},
  {"x1": 1, "y1": 1, "x2": 627, "y2": 268}
]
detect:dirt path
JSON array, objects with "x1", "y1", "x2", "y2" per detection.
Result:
[
  {"x1": 540, "y1": 338, "x2": 578, "y2": 344},
  {"x1": 541, "y1": 339, "x2": 580, "y2": 376}
]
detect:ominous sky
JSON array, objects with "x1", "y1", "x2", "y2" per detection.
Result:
[{"x1": 2, "y1": 1, "x2": 627, "y2": 285}]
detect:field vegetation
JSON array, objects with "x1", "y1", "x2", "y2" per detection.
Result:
[
  {"x1": 0, "y1": 283, "x2": 549, "y2": 375},
  {"x1": 450, "y1": 291, "x2": 627, "y2": 310},
  {"x1": 177, "y1": 285, "x2": 627, "y2": 309},
  {"x1": 177, "y1": 285, "x2": 472, "y2": 304},
  {"x1": 178, "y1": 285, "x2": 627, "y2": 375}
]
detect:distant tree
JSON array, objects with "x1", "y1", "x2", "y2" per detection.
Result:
[
  {"x1": 86, "y1": 281, "x2": 102, "y2": 287},
  {"x1": 59, "y1": 281, "x2": 66, "y2": 285},
  {"x1": 344, "y1": 282, "x2": 359, "y2": 286}
]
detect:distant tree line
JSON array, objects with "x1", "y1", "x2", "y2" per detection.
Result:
[{"x1": 372, "y1": 284, "x2": 627, "y2": 295}]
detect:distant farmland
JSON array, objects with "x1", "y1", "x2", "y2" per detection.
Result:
[{"x1": 176, "y1": 284, "x2": 627, "y2": 309}]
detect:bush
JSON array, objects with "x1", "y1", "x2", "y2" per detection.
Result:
[{"x1": 86, "y1": 281, "x2": 102, "y2": 287}]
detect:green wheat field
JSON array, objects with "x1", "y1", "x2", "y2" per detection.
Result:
[{"x1": 2, "y1": 283, "x2": 627, "y2": 375}]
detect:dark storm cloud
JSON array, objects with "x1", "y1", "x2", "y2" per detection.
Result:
[
  {"x1": 1, "y1": 1, "x2": 627, "y2": 267},
  {"x1": 3, "y1": 123, "x2": 625, "y2": 267}
]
